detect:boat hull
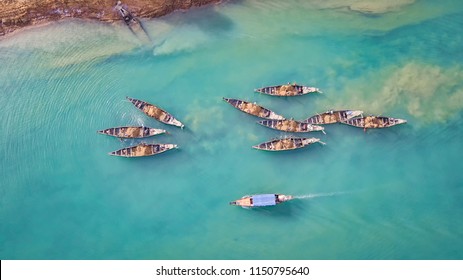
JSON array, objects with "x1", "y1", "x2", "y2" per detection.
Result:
[
  {"x1": 341, "y1": 116, "x2": 407, "y2": 129},
  {"x1": 98, "y1": 126, "x2": 166, "y2": 139},
  {"x1": 255, "y1": 84, "x2": 321, "y2": 96},
  {"x1": 127, "y1": 97, "x2": 184, "y2": 128},
  {"x1": 302, "y1": 110, "x2": 363, "y2": 125},
  {"x1": 223, "y1": 97, "x2": 285, "y2": 120},
  {"x1": 109, "y1": 143, "x2": 177, "y2": 157},
  {"x1": 258, "y1": 119, "x2": 325, "y2": 133},
  {"x1": 252, "y1": 137, "x2": 323, "y2": 151}
]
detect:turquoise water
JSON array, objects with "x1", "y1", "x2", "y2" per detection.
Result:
[{"x1": 1, "y1": 0, "x2": 463, "y2": 259}]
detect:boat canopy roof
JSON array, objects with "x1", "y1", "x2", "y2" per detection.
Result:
[{"x1": 252, "y1": 194, "x2": 277, "y2": 206}]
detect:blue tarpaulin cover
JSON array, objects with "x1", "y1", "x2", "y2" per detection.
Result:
[{"x1": 252, "y1": 194, "x2": 277, "y2": 206}]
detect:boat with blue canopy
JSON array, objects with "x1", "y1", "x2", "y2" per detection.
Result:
[{"x1": 229, "y1": 194, "x2": 293, "y2": 208}]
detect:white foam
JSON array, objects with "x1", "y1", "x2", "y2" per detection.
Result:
[{"x1": 294, "y1": 191, "x2": 349, "y2": 199}]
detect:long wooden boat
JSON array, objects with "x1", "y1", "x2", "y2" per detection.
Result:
[
  {"x1": 222, "y1": 97, "x2": 285, "y2": 120},
  {"x1": 109, "y1": 143, "x2": 177, "y2": 157},
  {"x1": 257, "y1": 119, "x2": 325, "y2": 134},
  {"x1": 98, "y1": 126, "x2": 166, "y2": 139},
  {"x1": 127, "y1": 97, "x2": 184, "y2": 128},
  {"x1": 252, "y1": 137, "x2": 325, "y2": 151},
  {"x1": 302, "y1": 110, "x2": 363, "y2": 125},
  {"x1": 229, "y1": 194, "x2": 293, "y2": 208},
  {"x1": 340, "y1": 115, "x2": 407, "y2": 129},
  {"x1": 254, "y1": 83, "x2": 321, "y2": 96}
]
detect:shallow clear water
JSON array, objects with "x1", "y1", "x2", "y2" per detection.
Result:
[{"x1": 1, "y1": 0, "x2": 463, "y2": 259}]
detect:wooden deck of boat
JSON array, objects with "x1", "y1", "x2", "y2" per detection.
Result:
[
  {"x1": 98, "y1": 126, "x2": 164, "y2": 138},
  {"x1": 109, "y1": 143, "x2": 176, "y2": 157},
  {"x1": 342, "y1": 116, "x2": 407, "y2": 128},
  {"x1": 255, "y1": 84, "x2": 319, "y2": 96},
  {"x1": 303, "y1": 110, "x2": 356, "y2": 125},
  {"x1": 253, "y1": 138, "x2": 305, "y2": 151},
  {"x1": 258, "y1": 119, "x2": 324, "y2": 133},
  {"x1": 223, "y1": 97, "x2": 284, "y2": 120}
]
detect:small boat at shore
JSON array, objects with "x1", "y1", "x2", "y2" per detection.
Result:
[
  {"x1": 302, "y1": 110, "x2": 363, "y2": 125},
  {"x1": 340, "y1": 115, "x2": 407, "y2": 130},
  {"x1": 98, "y1": 126, "x2": 166, "y2": 139},
  {"x1": 127, "y1": 97, "x2": 184, "y2": 128},
  {"x1": 258, "y1": 119, "x2": 325, "y2": 134},
  {"x1": 255, "y1": 83, "x2": 321, "y2": 97},
  {"x1": 223, "y1": 97, "x2": 285, "y2": 120},
  {"x1": 115, "y1": 1, "x2": 138, "y2": 26},
  {"x1": 109, "y1": 142, "x2": 177, "y2": 157},
  {"x1": 252, "y1": 137, "x2": 325, "y2": 151},
  {"x1": 229, "y1": 194, "x2": 293, "y2": 208}
]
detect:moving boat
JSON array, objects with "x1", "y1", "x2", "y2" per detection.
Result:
[
  {"x1": 254, "y1": 83, "x2": 321, "y2": 96},
  {"x1": 257, "y1": 119, "x2": 325, "y2": 134},
  {"x1": 252, "y1": 137, "x2": 325, "y2": 151},
  {"x1": 222, "y1": 97, "x2": 285, "y2": 120},
  {"x1": 126, "y1": 97, "x2": 184, "y2": 128},
  {"x1": 340, "y1": 115, "x2": 407, "y2": 129},
  {"x1": 97, "y1": 126, "x2": 166, "y2": 139},
  {"x1": 109, "y1": 142, "x2": 177, "y2": 157},
  {"x1": 229, "y1": 194, "x2": 293, "y2": 208},
  {"x1": 302, "y1": 110, "x2": 363, "y2": 125}
]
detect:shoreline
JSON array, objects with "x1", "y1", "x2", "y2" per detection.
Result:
[{"x1": 0, "y1": 0, "x2": 222, "y2": 37}]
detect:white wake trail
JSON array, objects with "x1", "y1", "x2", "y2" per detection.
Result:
[{"x1": 293, "y1": 191, "x2": 349, "y2": 200}]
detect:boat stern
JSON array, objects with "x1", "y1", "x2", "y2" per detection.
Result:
[
  {"x1": 151, "y1": 128, "x2": 167, "y2": 136},
  {"x1": 170, "y1": 144, "x2": 179, "y2": 149},
  {"x1": 310, "y1": 124, "x2": 325, "y2": 133},
  {"x1": 171, "y1": 119, "x2": 185, "y2": 128},
  {"x1": 269, "y1": 113, "x2": 286, "y2": 120},
  {"x1": 302, "y1": 137, "x2": 326, "y2": 146},
  {"x1": 303, "y1": 87, "x2": 322, "y2": 94},
  {"x1": 346, "y1": 110, "x2": 363, "y2": 119},
  {"x1": 277, "y1": 194, "x2": 293, "y2": 202},
  {"x1": 391, "y1": 118, "x2": 407, "y2": 125}
]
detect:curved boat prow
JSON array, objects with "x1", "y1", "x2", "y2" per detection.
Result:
[
  {"x1": 310, "y1": 124, "x2": 325, "y2": 134},
  {"x1": 395, "y1": 118, "x2": 407, "y2": 125},
  {"x1": 302, "y1": 86, "x2": 322, "y2": 94}
]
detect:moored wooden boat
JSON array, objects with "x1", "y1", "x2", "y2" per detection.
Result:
[
  {"x1": 109, "y1": 143, "x2": 177, "y2": 157},
  {"x1": 126, "y1": 97, "x2": 184, "y2": 128},
  {"x1": 98, "y1": 126, "x2": 166, "y2": 139},
  {"x1": 340, "y1": 115, "x2": 407, "y2": 129},
  {"x1": 255, "y1": 83, "x2": 321, "y2": 96},
  {"x1": 115, "y1": 1, "x2": 138, "y2": 26},
  {"x1": 229, "y1": 194, "x2": 293, "y2": 208},
  {"x1": 302, "y1": 110, "x2": 363, "y2": 125},
  {"x1": 222, "y1": 97, "x2": 285, "y2": 120},
  {"x1": 257, "y1": 119, "x2": 325, "y2": 134},
  {"x1": 252, "y1": 137, "x2": 325, "y2": 151}
]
